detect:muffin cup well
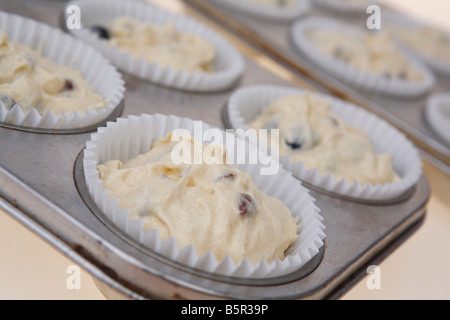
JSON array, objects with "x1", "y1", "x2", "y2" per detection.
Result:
[
  {"x1": 0, "y1": 11, "x2": 125, "y2": 130},
  {"x1": 66, "y1": 0, "x2": 245, "y2": 92},
  {"x1": 383, "y1": 12, "x2": 450, "y2": 78},
  {"x1": 291, "y1": 17, "x2": 435, "y2": 97},
  {"x1": 83, "y1": 113, "x2": 325, "y2": 278},
  {"x1": 227, "y1": 84, "x2": 423, "y2": 202}
]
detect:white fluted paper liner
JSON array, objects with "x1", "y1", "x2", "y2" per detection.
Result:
[
  {"x1": 83, "y1": 113, "x2": 325, "y2": 278},
  {"x1": 227, "y1": 84, "x2": 423, "y2": 202},
  {"x1": 291, "y1": 17, "x2": 435, "y2": 97},
  {"x1": 425, "y1": 93, "x2": 450, "y2": 147},
  {"x1": 0, "y1": 11, "x2": 124, "y2": 130},
  {"x1": 312, "y1": 0, "x2": 376, "y2": 14},
  {"x1": 382, "y1": 13, "x2": 450, "y2": 78},
  {"x1": 66, "y1": 0, "x2": 244, "y2": 92},
  {"x1": 210, "y1": 0, "x2": 311, "y2": 22}
]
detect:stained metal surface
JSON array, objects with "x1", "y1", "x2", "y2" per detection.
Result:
[{"x1": 0, "y1": 0, "x2": 430, "y2": 299}]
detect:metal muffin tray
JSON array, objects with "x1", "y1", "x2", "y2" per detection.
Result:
[
  {"x1": 185, "y1": 0, "x2": 450, "y2": 176},
  {"x1": 0, "y1": 0, "x2": 429, "y2": 299}
]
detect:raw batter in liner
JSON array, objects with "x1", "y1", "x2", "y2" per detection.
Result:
[
  {"x1": 0, "y1": 30, "x2": 106, "y2": 115},
  {"x1": 97, "y1": 132, "x2": 298, "y2": 265},
  {"x1": 308, "y1": 28, "x2": 424, "y2": 82},
  {"x1": 249, "y1": 93, "x2": 400, "y2": 185},
  {"x1": 386, "y1": 24, "x2": 450, "y2": 63},
  {"x1": 107, "y1": 17, "x2": 215, "y2": 74}
]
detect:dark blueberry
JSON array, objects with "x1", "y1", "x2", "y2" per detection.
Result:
[
  {"x1": 285, "y1": 139, "x2": 302, "y2": 150},
  {"x1": 238, "y1": 193, "x2": 256, "y2": 217},
  {"x1": 0, "y1": 92, "x2": 16, "y2": 110},
  {"x1": 90, "y1": 25, "x2": 110, "y2": 40},
  {"x1": 64, "y1": 79, "x2": 74, "y2": 91}
]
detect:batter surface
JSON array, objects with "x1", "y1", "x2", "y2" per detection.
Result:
[
  {"x1": 308, "y1": 28, "x2": 423, "y2": 82},
  {"x1": 107, "y1": 17, "x2": 215, "y2": 74},
  {"x1": 249, "y1": 94, "x2": 400, "y2": 185},
  {"x1": 0, "y1": 30, "x2": 106, "y2": 115},
  {"x1": 387, "y1": 24, "x2": 450, "y2": 63},
  {"x1": 97, "y1": 132, "x2": 298, "y2": 265}
]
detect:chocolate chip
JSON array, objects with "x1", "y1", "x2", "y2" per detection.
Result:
[
  {"x1": 238, "y1": 193, "x2": 256, "y2": 217},
  {"x1": 284, "y1": 126, "x2": 304, "y2": 150},
  {"x1": 0, "y1": 92, "x2": 16, "y2": 110},
  {"x1": 90, "y1": 25, "x2": 110, "y2": 40}
]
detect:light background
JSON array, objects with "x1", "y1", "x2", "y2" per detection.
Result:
[{"x1": 0, "y1": 0, "x2": 450, "y2": 300}]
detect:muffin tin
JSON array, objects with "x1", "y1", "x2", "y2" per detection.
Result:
[
  {"x1": 187, "y1": 0, "x2": 450, "y2": 176},
  {"x1": 81, "y1": 113, "x2": 326, "y2": 279},
  {"x1": 224, "y1": 84, "x2": 423, "y2": 203},
  {"x1": 0, "y1": 0, "x2": 429, "y2": 299}
]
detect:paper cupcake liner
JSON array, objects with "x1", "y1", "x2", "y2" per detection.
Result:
[
  {"x1": 65, "y1": 0, "x2": 245, "y2": 92},
  {"x1": 425, "y1": 93, "x2": 450, "y2": 147},
  {"x1": 226, "y1": 84, "x2": 423, "y2": 202},
  {"x1": 82, "y1": 113, "x2": 325, "y2": 278},
  {"x1": 312, "y1": 0, "x2": 377, "y2": 14},
  {"x1": 290, "y1": 17, "x2": 436, "y2": 97},
  {"x1": 382, "y1": 12, "x2": 450, "y2": 78},
  {"x1": 0, "y1": 11, "x2": 125, "y2": 130},
  {"x1": 210, "y1": 0, "x2": 311, "y2": 22}
]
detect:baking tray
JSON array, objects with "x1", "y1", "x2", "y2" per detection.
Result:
[
  {"x1": 185, "y1": 0, "x2": 450, "y2": 176},
  {"x1": 0, "y1": 0, "x2": 429, "y2": 299}
]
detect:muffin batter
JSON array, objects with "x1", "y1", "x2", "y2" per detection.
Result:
[
  {"x1": 308, "y1": 28, "x2": 424, "y2": 82},
  {"x1": 97, "y1": 132, "x2": 298, "y2": 265},
  {"x1": 245, "y1": 0, "x2": 295, "y2": 8},
  {"x1": 387, "y1": 24, "x2": 450, "y2": 63},
  {"x1": 106, "y1": 17, "x2": 215, "y2": 74},
  {"x1": 249, "y1": 94, "x2": 400, "y2": 185},
  {"x1": 0, "y1": 31, "x2": 106, "y2": 115}
]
